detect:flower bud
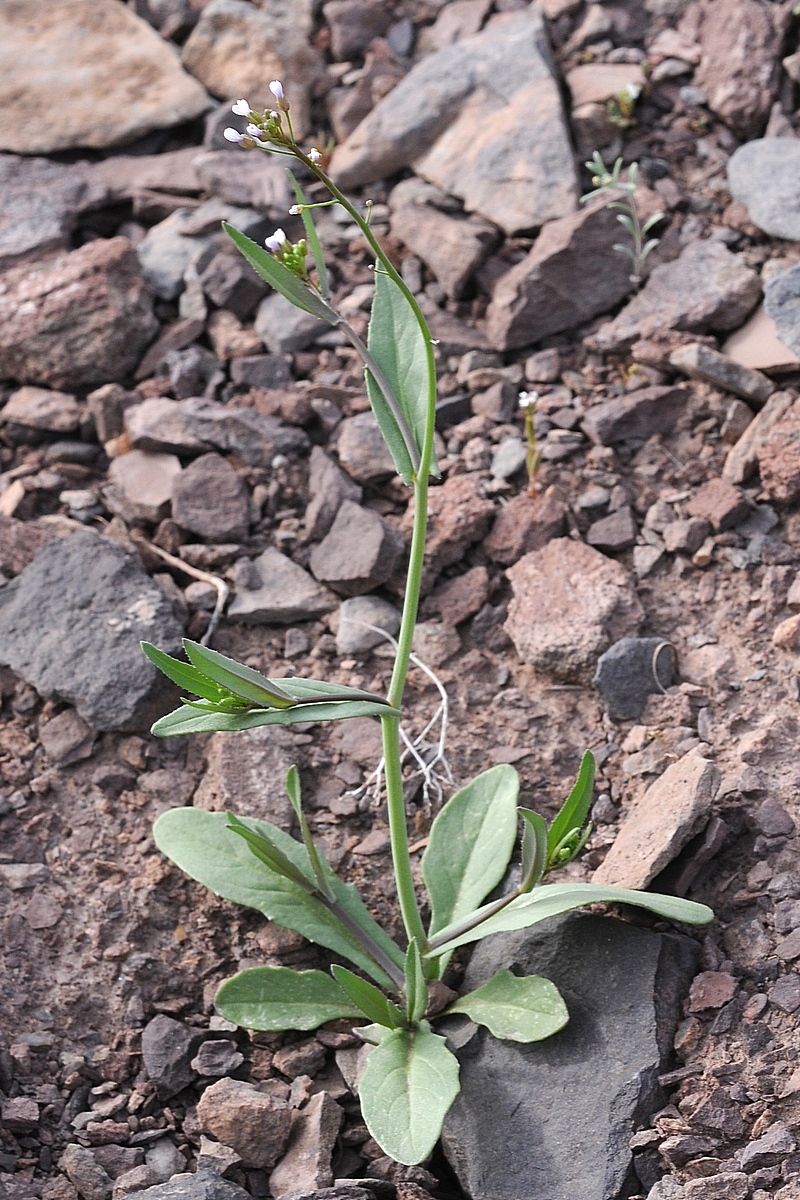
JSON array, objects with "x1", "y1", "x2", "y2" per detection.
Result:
[
  {"x1": 231, "y1": 99, "x2": 251, "y2": 116},
  {"x1": 223, "y1": 128, "x2": 245, "y2": 143}
]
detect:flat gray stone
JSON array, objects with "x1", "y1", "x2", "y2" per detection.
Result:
[
  {"x1": 442, "y1": 911, "x2": 699, "y2": 1200},
  {"x1": 141, "y1": 1015, "x2": 199, "y2": 1100},
  {"x1": 309, "y1": 499, "x2": 405, "y2": 597},
  {"x1": 124, "y1": 1169, "x2": 251, "y2": 1200},
  {"x1": 304, "y1": 446, "x2": 363, "y2": 541},
  {"x1": 582, "y1": 386, "x2": 688, "y2": 446},
  {"x1": 335, "y1": 595, "x2": 402, "y2": 654},
  {"x1": 255, "y1": 291, "x2": 329, "y2": 354},
  {"x1": 0, "y1": 530, "x2": 183, "y2": 731},
  {"x1": 336, "y1": 412, "x2": 397, "y2": 485},
  {"x1": 0, "y1": 155, "x2": 106, "y2": 270},
  {"x1": 668, "y1": 342, "x2": 773, "y2": 405},
  {"x1": 137, "y1": 210, "x2": 216, "y2": 302},
  {"x1": 227, "y1": 547, "x2": 337, "y2": 624},
  {"x1": 727, "y1": 139, "x2": 800, "y2": 241},
  {"x1": 178, "y1": 398, "x2": 308, "y2": 467}
]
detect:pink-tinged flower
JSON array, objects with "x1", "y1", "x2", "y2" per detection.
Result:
[
  {"x1": 265, "y1": 228, "x2": 287, "y2": 253},
  {"x1": 307, "y1": 148, "x2": 321, "y2": 163},
  {"x1": 223, "y1": 128, "x2": 245, "y2": 143},
  {"x1": 231, "y1": 99, "x2": 251, "y2": 115},
  {"x1": 269, "y1": 81, "x2": 284, "y2": 101}
]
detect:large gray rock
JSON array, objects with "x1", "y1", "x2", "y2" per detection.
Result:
[
  {"x1": 727, "y1": 139, "x2": 800, "y2": 241},
  {"x1": 764, "y1": 263, "x2": 800, "y2": 355},
  {"x1": 0, "y1": 155, "x2": 106, "y2": 270},
  {"x1": 330, "y1": 6, "x2": 577, "y2": 236},
  {"x1": 0, "y1": 0, "x2": 210, "y2": 154},
  {"x1": 124, "y1": 1170, "x2": 251, "y2": 1200},
  {"x1": 443, "y1": 912, "x2": 699, "y2": 1200},
  {"x1": 593, "y1": 637, "x2": 676, "y2": 722},
  {"x1": 0, "y1": 530, "x2": 183, "y2": 731},
  {"x1": 582, "y1": 387, "x2": 688, "y2": 447},
  {"x1": 309, "y1": 499, "x2": 405, "y2": 597}
]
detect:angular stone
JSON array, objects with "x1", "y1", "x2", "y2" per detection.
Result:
[
  {"x1": 668, "y1": 342, "x2": 773, "y2": 405},
  {"x1": 229, "y1": 354, "x2": 292, "y2": 392},
  {"x1": 0, "y1": 530, "x2": 183, "y2": 731},
  {"x1": 585, "y1": 506, "x2": 637, "y2": 552},
  {"x1": 723, "y1": 304, "x2": 800, "y2": 373},
  {"x1": 304, "y1": 446, "x2": 363, "y2": 541},
  {"x1": 122, "y1": 1170, "x2": 251, "y2": 1200},
  {"x1": 443, "y1": 912, "x2": 699, "y2": 1200},
  {"x1": 1, "y1": 386, "x2": 81, "y2": 435},
  {"x1": 335, "y1": 595, "x2": 402, "y2": 655},
  {"x1": 196, "y1": 1078, "x2": 291, "y2": 1172},
  {"x1": 107, "y1": 452, "x2": 183, "y2": 526},
  {"x1": 255, "y1": 291, "x2": 328, "y2": 354},
  {"x1": 686, "y1": 478, "x2": 750, "y2": 532},
  {"x1": 426, "y1": 565, "x2": 489, "y2": 626},
  {"x1": 136, "y1": 209, "x2": 216, "y2": 302},
  {"x1": 0, "y1": 0, "x2": 209, "y2": 154},
  {"x1": 593, "y1": 749, "x2": 721, "y2": 889},
  {"x1": 142, "y1": 1016, "x2": 198, "y2": 1101},
  {"x1": 764, "y1": 263, "x2": 800, "y2": 357},
  {"x1": 0, "y1": 516, "x2": 57, "y2": 576},
  {"x1": 592, "y1": 242, "x2": 761, "y2": 351},
  {"x1": 191, "y1": 1040, "x2": 245, "y2": 1078},
  {"x1": 402, "y1": 473, "x2": 496, "y2": 590},
  {"x1": 693, "y1": 0, "x2": 787, "y2": 138},
  {"x1": 687, "y1": 971, "x2": 738, "y2": 1013},
  {"x1": 566, "y1": 61, "x2": 645, "y2": 106},
  {"x1": 723, "y1": 390, "x2": 796, "y2": 485},
  {"x1": 728, "y1": 139, "x2": 800, "y2": 241},
  {"x1": 412, "y1": 620, "x2": 461, "y2": 667},
  {"x1": 89, "y1": 148, "x2": 203, "y2": 204},
  {"x1": 506, "y1": 538, "x2": 644, "y2": 680},
  {"x1": 227, "y1": 547, "x2": 337, "y2": 624},
  {"x1": 193, "y1": 152, "x2": 290, "y2": 219},
  {"x1": 0, "y1": 155, "x2": 107, "y2": 270},
  {"x1": 269, "y1": 1093, "x2": 343, "y2": 1198},
  {"x1": 330, "y1": 8, "x2": 577, "y2": 236},
  {"x1": 125, "y1": 399, "x2": 208, "y2": 456},
  {"x1": 178, "y1": 399, "x2": 308, "y2": 468},
  {"x1": 0, "y1": 238, "x2": 158, "y2": 390},
  {"x1": 757, "y1": 413, "x2": 800, "y2": 504},
  {"x1": 738, "y1": 1122, "x2": 796, "y2": 1171},
  {"x1": 39, "y1": 709, "x2": 96, "y2": 766},
  {"x1": 336, "y1": 412, "x2": 397, "y2": 485},
  {"x1": 389, "y1": 178, "x2": 498, "y2": 298},
  {"x1": 484, "y1": 489, "x2": 567, "y2": 566},
  {"x1": 582, "y1": 386, "x2": 688, "y2": 446},
  {"x1": 310, "y1": 500, "x2": 405, "y2": 597},
  {"x1": 0, "y1": 864, "x2": 49, "y2": 891},
  {"x1": 194, "y1": 726, "x2": 296, "y2": 826},
  {"x1": 593, "y1": 637, "x2": 676, "y2": 721},
  {"x1": 663, "y1": 518, "x2": 711, "y2": 555},
  {"x1": 323, "y1": 0, "x2": 391, "y2": 59},
  {"x1": 684, "y1": 1176, "x2": 748, "y2": 1200},
  {"x1": 171, "y1": 453, "x2": 250, "y2": 542},
  {"x1": 62, "y1": 1145, "x2": 113, "y2": 1200}
]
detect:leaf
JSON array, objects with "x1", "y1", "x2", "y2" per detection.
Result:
[
  {"x1": 425, "y1": 882, "x2": 714, "y2": 958},
  {"x1": 331, "y1": 966, "x2": 404, "y2": 1028},
  {"x1": 182, "y1": 640, "x2": 295, "y2": 707},
  {"x1": 641, "y1": 237, "x2": 661, "y2": 259},
  {"x1": 151, "y1": 698, "x2": 398, "y2": 737},
  {"x1": 153, "y1": 808, "x2": 403, "y2": 987},
  {"x1": 366, "y1": 268, "x2": 435, "y2": 485},
  {"x1": 226, "y1": 814, "x2": 315, "y2": 892},
  {"x1": 284, "y1": 767, "x2": 334, "y2": 900},
  {"x1": 642, "y1": 211, "x2": 665, "y2": 234},
  {"x1": 404, "y1": 940, "x2": 428, "y2": 1024},
  {"x1": 274, "y1": 677, "x2": 391, "y2": 704},
  {"x1": 223, "y1": 223, "x2": 338, "y2": 323},
  {"x1": 519, "y1": 809, "x2": 548, "y2": 893},
  {"x1": 616, "y1": 213, "x2": 636, "y2": 237},
  {"x1": 446, "y1": 969, "x2": 569, "y2": 1042},
  {"x1": 422, "y1": 764, "x2": 519, "y2": 939},
  {"x1": 216, "y1": 966, "x2": 361, "y2": 1031},
  {"x1": 358, "y1": 1023, "x2": 460, "y2": 1165},
  {"x1": 141, "y1": 642, "x2": 229, "y2": 702},
  {"x1": 287, "y1": 170, "x2": 330, "y2": 301},
  {"x1": 546, "y1": 752, "x2": 595, "y2": 869}
]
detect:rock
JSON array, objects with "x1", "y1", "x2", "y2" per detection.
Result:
[
  {"x1": 769, "y1": 975, "x2": 800, "y2": 1013},
  {"x1": 330, "y1": 7, "x2": 577, "y2": 236},
  {"x1": 684, "y1": 1177, "x2": 749, "y2": 1200},
  {"x1": 106, "y1": 452, "x2": 183, "y2": 526},
  {"x1": 141, "y1": 1016, "x2": 199, "y2": 1100},
  {"x1": 196, "y1": 1139, "x2": 242, "y2": 1179},
  {"x1": 113, "y1": 1167, "x2": 159, "y2": 1200},
  {"x1": 125, "y1": 400, "x2": 208, "y2": 456},
  {"x1": 649, "y1": 1183, "x2": 687, "y2": 1200},
  {"x1": 592, "y1": 242, "x2": 761, "y2": 351},
  {"x1": 389, "y1": 179, "x2": 499, "y2": 298},
  {"x1": 136, "y1": 210, "x2": 216, "y2": 302},
  {"x1": 723, "y1": 390, "x2": 796, "y2": 484},
  {"x1": 471, "y1": 380, "x2": 517, "y2": 422},
  {"x1": 426, "y1": 565, "x2": 489, "y2": 626},
  {"x1": 720, "y1": 400, "x2": 754, "y2": 445},
  {"x1": 663, "y1": 518, "x2": 711, "y2": 555},
  {"x1": 336, "y1": 412, "x2": 398, "y2": 485},
  {"x1": 121, "y1": 1170, "x2": 251, "y2": 1200},
  {"x1": 1, "y1": 387, "x2": 82, "y2": 435},
  {"x1": 0, "y1": 0, "x2": 209, "y2": 154},
  {"x1": 693, "y1": 0, "x2": 787, "y2": 138},
  {"x1": 686, "y1": 478, "x2": 750, "y2": 531},
  {"x1": 490, "y1": 438, "x2": 527, "y2": 480},
  {"x1": 1, "y1": 1097, "x2": 39, "y2": 1135},
  {"x1": 191, "y1": 1040, "x2": 245, "y2": 1078},
  {"x1": 400, "y1": 473, "x2": 495, "y2": 591},
  {"x1": 193, "y1": 152, "x2": 290, "y2": 220},
  {"x1": 255, "y1": 291, "x2": 328, "y2": 354},
  {"x1": 485, "y1": 197, "x2": 648, "y2": 351},
  {"x1": 175, "y1": 399, "x2": 307, "y2": 467},
  {"x1": 764, "y1": 264, "x2": 800, "y2": 358},
  {"x1": 691, "y1": 1088, "x2": 746, "y2": 1141},
  {"x1": 198, "y1": 253, "x2": 268, "y2": 322},
  {"x1": 0, "y1": 530, "x2": 183, "y2": 731},
  {"x1": 335, "y1": 596, "x2": 403, "y2": 658},
  {"x1": 593, "y1": 749, "x2": 721, "y2": 889},
  {"x1": 757, "y1": 413, "x2": 800, "y2": 504},
  {"x1": 566, "y1": 62, "x2": 645, "y2": 106},
  {"x1": 593, "y1": 637, "x2": 676, "y2": 721},
  {"x1": 62, "y1": 1146, "x2": 113, "y2": 1200},
  {"x1": 687, "y1": 971, "x2": 738, "y2": 1013},
  {"x1": 230, "y1": 354, "x2": 292, "y2": 392},
  {"x1": 269, "y1": 1093, "x2": 343, "y2": 1198},
  {"x1": 182, "y1": 0, "x2": 321, "y2": 139},
  {"x1": 227, "y1": 547, "x2": 337, "y2": 624},
  {"x1": 304, "y1": 447, "x2": 363, "y2": 541},
  {"x1": 728, "y1": 139, "x2": 800, "y2": 240},
  {"x1": 723, "y1": 305, "x2": 800, "y2": 374},
  {"x1": 484, "y1": 489, "x2": 567, "y2": 566},
  {"x1": 412, "y1": 620, "x2": 461, "y2": 666},
  {"x1": 194, "y1": 726, "x2": 296, "y2": 827},
  {"x1": 0, "y1": 516, "x2": 57, "y2": 576},
  {"x1": 310, "y1": 500, "x2": 405, "y2": 597},
  {"x1": 39, "y1": 709, "x2": 96, "y2": 766},
  {"x1": 89, "y1": 148, "x2": 203, "y2": 203},
  {"x1": 753, "y1": 797, "x2": 796, "y2": 837},
  {"x1": 0, "y1": 238, "x2": 159, "y2": 391},
  {"x1": 323, "y1": 0, "x2": 391, "y2": 59},
  {"x1": 582, "y1": 386, "x2": 688, "y2": 446},
  {"x1": 738, "y1": 1122, "x2": 796, "y2": 1171},
  {"x1": 0, "y1": 864, "x2": 49, "y2": 890},
  {"x1": 143, "y1": 1143, "x2": 186, "y2": 1185},
  {"x1": 506, "y1": 538, "x2": 644, "y2": 679},
  {"x1": 668, "y1": 343, "x2": 773, "y2": 405},
  {"x1": 171, "y1": 454, "x2": 251, "y2": 542},
  {"x1": 442, "y1": 911, "x2": 699, "y2": 1200},
  {"x1": 0, "y1": 155, "x2": 107, "y2": 270},
  {"x1": 773, "y1": 612, "x2": 800, "y2": 650},
  {"x1": 585, "y1": 506, "x2": 638, "y2": 553},
  {"x1": 196, "y1": 1078, "x2": 292, "y2": 1172}
]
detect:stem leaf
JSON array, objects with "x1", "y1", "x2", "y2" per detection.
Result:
[
  {"x1": 331, "y1": 965, "x2": 404, "y2": 1028},
  {"x1": 287, "y1": 169, "x2": 330, "y2": 301},
  {"x1": 182, "y1": 639, "x2": 295, "y2": 707},
  {"x1": 141, "y1": 642, "x2": 228, "y2": 702},
  {"x1": 151, "y1": 698, "x2": 399, "y2": 737},
  {"x1": 546, "y1": 752, "x2": 595, "y2": 870},
  {"x1": 223, "y1": 222, "x2": 338, "y2": 323},
  {"x1": 446, "y1": 968, "x2": 569, "y2": 1042},
  {"x1": 216, "y1": 966, "x2": 361, "y2": 1031},
  {"x1": 404, "y1": 939, "x2": 428, "y2": 1024},
  {"x1": 519, "y1": 809, "x2": 548, "y2": 892}
]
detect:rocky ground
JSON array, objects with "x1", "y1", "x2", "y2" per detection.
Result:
[{"x1": 3, "y1": 1, "x2": 800, "y2": 1199}]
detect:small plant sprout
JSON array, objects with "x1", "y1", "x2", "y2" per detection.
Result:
[
  {"x1": 519, "y1": 391, "x2": 541, "y2": 495},
  {"x1": 606, "y1": 80, "x2": 642, "y2": 129},
  {"x1": 142, "y1": 84, "x2": 713, "y2": 1167},
  {"x1": 581, "y1": 150, "x2": 664, "y2": 286}
]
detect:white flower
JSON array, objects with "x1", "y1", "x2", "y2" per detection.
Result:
[
  {"x1": 307, "y1": 148, "x2": 321, "y2": 163},
  {"x1": 265, "y1": 228, "x2": 288, "y2": 253},
  {"x1": 269, "y1": 110, "x2": 279, "y2": 120},
  {"x1": 269, "y1": 80, "x2": 284, "y2": 101},
  {"x1": 288, "y1": 205, "x2": 302, "y2": 215},
  {"x1": 245, "y1": 124, "x2": 263, "y2": 138},
  {"x1": 223, "y1": 128, "x2": 245, "y2": 143},
  {"x1": 518, "y1": 391, "x2": 538, "y2": 409},
  {"x1": 231, "y1": 99, "x2": 251, "y2": 115},
  {"x1": 623, "y1": 82, "x2": 641, "y2": 101}
]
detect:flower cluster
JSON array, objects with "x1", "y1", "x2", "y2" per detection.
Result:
[{"x1": 221, "y1": 86, "x2": 323, "y2": 163}]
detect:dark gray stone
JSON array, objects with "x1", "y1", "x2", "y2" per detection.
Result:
[
  {"x1": 124, "y1": 1170, "x2": 251, "y2": 1200},
  {"x1": 254, "y1": 292, "x2": 328, "y2": 354},
  {"x1": 179, "y1": 399, "x2": 308, "y2": 467},
  {"x1": 191, "y1": 1039, "x2": 245, "y2": 1077},
  {"x1": 0, "y1": 530, "x2": 183, "y2": 732},
  {"x1": 166, "y1": 345, "x2": 224, "y2": 401},
  {"x1": 227, "y1": 547, "x2": 337, "y2": 625},
  {"x1": 764, "y1": 263, "x2": 800, "y2": 356},
  {"x1": 309, "y1": 500, "x2": 405, "y2": 597},
  {"x1": 593, "y1": 637, "x2": 676, "y2": 721},
  {"x1": 171, "y1": 453, "x2": 251, "y2": 542},
  {"x1": 198, "y1": 252, "x2": 268, "y2": 319},
  {"x1": 442, "y1": 912, "x2": 699, "y2": 1200},
  {"x1": 304, "y1": 446, "x2": 363, "y2": 541},
  {"x1": 229, "y1": 354, "x2": 292, "y2": 390},
  {"x1": 0, "y1": 155, "x2": 106, "y2": 270},
  {"x1": 141, "y1": 1015, "x2": 199, "y2": 1100},
  {"x1": 582, "y1": 387, "x2": 688, "y2": 446}
]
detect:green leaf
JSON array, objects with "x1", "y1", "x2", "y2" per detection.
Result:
[
  {"x1": 365, "y1": 268, "x2": 436, "y2": 485},
  {"x1": 284, "y1": 767, "x2": 334, "y2": 900},
  {"x1": 182, "y1": 640, "x2": 295, "y2": 707},
  {"x1": 422, "y1": 764, "x2": 519, "y2": 939},
  {"x1": 425, "y1": 882, "x2": 714, "y2": 958},
  {"x1": 331, "y1": 966, "x2": 404, "y2": 1028},
  {"x1": 223, "y1": 223, "x2": 338, "y2": 323},
  {"x1": 642, "y1": 211, "x2": 665, "y2": 234},
  {"x1": 404, "y1": 940, "x2": 428, "y2": 1024},
  {"x1": 141, "y1": 642, "x2": 228, "y2": 702},
  {"x1": 153, "y1": 808, "x2": 403, "y2": 987},
  {"x1": 519, "y1": 809, "x2": 548, "y2": 893},
  {"x1": 216, "y1": 966, "x2": 361, "y2": 1031},
  {"x1": 226, "y1": 814, "x2": 315, "y2": 892},
  {"x1": 446, "y1": 968, "x2": 569, "y2": 1042},
  {"x1": 274, "y1": 677, "x2": 391, "y2": 704},
  {"x1": 546, "y1": 752, "x2": 595, "y2": 870},
  {"x1": 151, "y1": 698, "x2": 398, "y2": 737},
  {"x1": 287, "y1": 170, "x2": 330, "y2": 301},
  {"x1": 358, "y1": 1023, "x2": 460, "y2": 1165}
]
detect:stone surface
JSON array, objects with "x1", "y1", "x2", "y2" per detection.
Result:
[
  {"x1": 593, "y1": 749, "x2": 721, "y2": 889},
  {"x1": 738, "y1": 1122, "x2": 796, "y2": 1170},
  {"x1": 506, "y1": 538, "x2": 644, "y2": 679},
  {"x1": 0, "y1": 530, "x2": 183, "y2": 731},
  {"x1": 592, "y1": 242, "x2": 761, "y2": 351},
  {"x1": 194, "y1": 726, "x2": 296, "y2": 827},
  {"x1": 196, "y1": 1078, "x2": 292, "y2": 1172},
  {"x1": 684, "y1": 1177, "x2": 748, "y2": 1200},
  {"x1": 330, "y1": 7, "x2": 577, "y2": 236},
  {"x1": 389, "y1": 178, "x2": 499, "y2": 298},
  {"x1": 336, "y1": 413, "x2": 398, "y2": 485},
  {"x1": 723, "y1": 305, "x2": 800, "y2": 373},
  {"x1": 566, "y1": 62, "x2": 644, "y2": 106},
  {"x1": 107, "y1": 452, "x2": 183, "y2": 526},
  {"x1": 310, "y1": 500, "x2": 405, "y2": 597},
  {"x1": 136, "y1": 210, "x2": 216, "y2": 302},
  {"x1": 304, "y1": 447, "x2": 363, "y2": 541},
  {"x1": 227, "y1": 547, "x2": 337, "y2": 624},
  {"x1": 141, "y1": 1016, "x2": 198, "y2": 1100},
  {"x1": 0, "y1": 155, "x2": 107, "y2": 270},
  {"x1": 335, "y1": 595, "x2": 402, "y2": 655},
  {"x1": 402, "y1": 473, "x2": 496, "y2": 591},
  {"x1": 62, "y1": 1145, "x2": 113, "y2": 1200},
  {"x1": 0, "y1": 516, "x2": 57, "y2": 576},
  {"x1": 0, "y1": 238, "x2": 159, "y2": 390},
  {"x1": 171, "y1": 454, "x2": 250, "y2": 542},
  {"x1": 178, "y1": 399, "x2": 307, "y2": 468},
  {"x1": 426, "y1": 565, "x2": 490, "y2": 626},
  {"x1": 443, "y1": 912, "x2": 698, "y2": 1200},
  {"x1": 0, "y1": 0, "x2": 209, "y2": 154},
  {"x1": 582, "y1": 386, "x2": 688, "y2": 446},
  {"x1": 269, "y1": 1093, "x2": 343, "y2": 1198},
  {"x1": 1, "y1": 387, "x2": 82, "y2": 435},
  {"x1": 686, "y1": 478, "x2": 751, "y2": 532},
  {"x1": 191, "y1": 1040, "x2": 244, "y2": 1078},
  {"x1": 723, "y1": 391, "x2": 796, "y2": 485},
  {"x1": 728, "y1": 139, "x2": 800, "y2": 241},
  {"x1": 484, "y1": 489, "x2": 567, "y2": 566},
  {"x1": 255, "y1": 292, "x2": 328, "y2": 355},
  {"x1": 193, "y1": 152, "x2": 289, "y2": 219},
  {"x1": 412, "y1": 620, "x2": 461, "y2": 667},
  {"x1": 123, "y1": 1170, "x2": 251, "y2": 1200},
  {"x1": 125, "y1": 400, "x2": 207, "y2": 457},
  {"x1": 764, "y1": 264, "x2": 800, "y2": 357},
  {"x1": 693, "y1": 0, "x2": 787, "y2": 138},
  {"x1": 757, "y1": 413, "x2": 800, "y2": 504},
  {"x1": 663, "y1": 518, "x2": 711, "y2": 555},
  {"x1": 593, "y1": 637, "x2": 676, "y2": 721},
  {"x1": 39, "y1": 709, "x2": 96, "y2": 767},
  {"x1": 586, "y1": 507, "x2": 638, "y2": 553},
  {"x1": 323, "y1": 0, "x2": 391, "y2": 59},
  {"x1": 668, "y1": 343, "x2": 773, "y2": 405}
]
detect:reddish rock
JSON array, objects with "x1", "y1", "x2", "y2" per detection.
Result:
[
  {"x1": 686, "y1": 478, "x2": 751, "y2": 531},
  {"x1": 269, "y1": 1091, "x2": 343, "y2": 1198},
  {"x1": 0, "y1": 237, "x2": 158, "y2": 390},
  {"x1": 582, "y1": 386, "x2": 688, "y2": 446},
  {"x1": 757, "y1": 413, "x2": 800, "y2": 504},
  {"x1": 106, "y1": 451, "x2": 182, "y2": 526},
  {"x1": 484, "y1": 488, "x2": 567, "y2": 566},
  {"x1": 390, "y1": 177, "x2": 498, "y2": 299},
  {"x1": 425, "y1": 565, "x2": 489, "y2": 626},
  {"x1": 723, "y1": 390, "x2": 796, "y2": 484},
  {"x1": 693, "y1": 0, "x2": 788, "y2": 138},
  {"x1": 194, "y1": 727, "x2": 296, "y2": 827},
  {"x1": 687, "y1": 971, "x2": 738, "y2": 1013},
  {"x1": 401, "y1": 473, "x2": 495, "y2": 590},
  {"x1": 196, "y1": 1078, "x2": 291, "y2": 1171},
  {"x1": 0, "y1": 516, "x2": 58, "y2": 576},
  {"x1": 171, "y1": 453, "x2": 250, "y2": 542}
]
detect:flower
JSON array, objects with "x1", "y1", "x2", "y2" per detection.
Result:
[
  {"x1": 288, "y1": 205, "x2": 302, "y2": 216},
  {"x1": 307, "y1": 148, "x2": 321, "y2": 163},
  {"x1": 623, "y1": 82, "x2": 641, "y2": 101},
  {"x1": 518, "y1": 391, "x2": 538, "y2": 409},
  {"x1": 231, "y1": 99, "x2": 251, "y2": 115},
  {"x1": 245, "y1": 124, "x2": 263, "y2": 138},
  {"x1": 269, "y1": 80, "x2": 284, "y2": 101},
  {"x1": 265, "y1": 228, "x2": 288, "y2": 253},
  {"x1": 223, "y1": 128, "x2": 245, "y2": 143}
]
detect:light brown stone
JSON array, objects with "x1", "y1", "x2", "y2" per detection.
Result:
[
  {"x1": 693, "y1": 0, "x2": 788, "y2": 138},
  {"x1": 106, "y1": 452, "x2": 182, "y2": 526},
  {"x1": 723, "y1": 305, "x2": 800, "y2": 373},
  {"x1": 194, "y1": 726, "x2": 297, "y2": 826},
  {"x1": 723, "y1": 391, "x2": 796, "y2": 485},
  {"x1": 757, "y1": 411, "x2": 800, "y2": 504},
  {"x1": 196, "y1": 1078, "x2": 291, "y2": 1171},
  {"x1": 269, "y1": 1093, "x2": 344, "y2": 1199},
  {"x1": 566, "y1": 62, "x2": 645, "y2": 107}
]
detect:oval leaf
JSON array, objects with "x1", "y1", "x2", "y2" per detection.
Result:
[
  {"x1": 358, "y1": 1023, "x2": 460, "y2": 1165},
  {"x1": 216, "y1": 966, "x2": 361, "y2": 1031},
  {"x1": 446, "y1": 968, "x2": 568, "y2": 1042}
]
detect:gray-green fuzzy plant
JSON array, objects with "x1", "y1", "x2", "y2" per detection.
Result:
[
  {"x1": 581, "y1": 151, "x2": 664, "y2": 285},
  {"x1": 142, "y1": 86, "x2": 712, "y2": 1167}
]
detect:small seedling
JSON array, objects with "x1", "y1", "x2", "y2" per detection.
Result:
[
  {"x1": 606, "y1": 81, "x2": 642, "y2": 129},
  {"x1": 581, "y1": 151, "x2": 664, "y2": 286},
  {"x1": 519, "y1": 390, "x2": 542, "y2": 495},
  {"x1": 142, "y1": 87, "x2": 712, "y2": 1166}
]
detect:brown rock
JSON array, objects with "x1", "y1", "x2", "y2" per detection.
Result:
[
  {"x1": 390, "y1": 178, "x2": 498, "y2": 299},
  {"x1": 106, "y1": 452, "x2": 182, "y2": 526},
  {"x1": 2, "y1": 386, "x2": 82, "y2": 433},
  {"x1": 426, "y1": 565, "x2": 489, "y2": 625},
  {"x1": 194, "y1": 727, "x2": 296, "y2": 827},
  {"x1": 323, "y1": 0, "x2": 392, "y2": 60},
  {"x1": 757, "y1": 412, "x2": 800, "y2": 503},
  {"x1": 505, "y1": 538, "x2": 644, "y2": 679},
  {"x1": 269, "y1": 1092, "x2": 343, "y2": 1199},
  {"x1": 693, "y1": 0, "x2": 788, "y2": 138},
  {"x1": 309, "y1": 499, "x2": 405, "y2": 597},
  {"x1": 412, "y1": 620, "x2": 461, "y2": 667},
  {"x1": 593, "y1": 749, "x2": 721, "y2": 889},
  {"x1": 337, "y1": 412, "x2": 397, "y2": 484},
  {"x1": 171, "y1": 453, "x2": 250, "y2": 542},
  {"x1": 582, "y1": 386, "x2": 688, "y2": 446},
  {"x1": 585, "y1": 506, "x2": 637, "y2": 553},
  {"x1": 471, "y1": 380, "x2": 517, "y2": 422},
  {"x1": 690, "y1": 1088, "x2": 746, "y2": 1140},
  {"x1": 772, "y1": 613, "x2": 800, "y2": 651},
  {"x1": 723, "y1": 390, "x2": 796, "y2": 484},
  {"x1": 0, "y1": 238, "x2": 158, "y2": 391},
  {"x1": 39, "y1": 709, "x2": 95, "y2": 767},
  {"x1": 685, "y1": 478, "x2": 750, "y2": 531},
  {"x1": 687, "y1": 971, "x2": 738, "y2": 1013},
  {"x1": 196, "y1": 1078, "x2": 292, "y2": 1171},
  {"x1": 484, "y1": 489, "x2": 567, "y2": 566},
  {"x1": 566, "y1": 62, "x2": 645, "y2": 106},
  {"x1": 401, "y1": 473, "x2": 495, "y2": 590},
  {"x1": 0, "y1": 516, "x2": 58, "y2": 576},
  {"x1": 663, "y1": 518, "x2": 711, "y2": 555}
]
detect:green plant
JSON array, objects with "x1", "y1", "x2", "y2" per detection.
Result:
[
  {"x1": 518, "y1": 390, "x2": 542, "y2": 495},
  {"x1": 581, "y1": 151, "x2": 664, "y2": 286},
  {"x1": 142, "y1": 87, "x2": 713, "y2": 1166},
  {"x1": 606, "y1": 80, "x2": 642, "y2": 129}
]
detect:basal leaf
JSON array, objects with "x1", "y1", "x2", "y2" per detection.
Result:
[
  {"x1": 223, "y1": 223, "x2": 338, "y2": 323},
  {"x1": 331, "y1": 966, "x2": 404, "y2": 1028},
  {"x1": 182, "y1": 640, "x2": 294, "y2": 707},
  {"x1": 358, "y1": 1023, "x2": 460, "y2": 1165},
  {"x1": 151, "y1": 699, "x2": 398, "y2": 737},
  {"x1": 446, "y1": 968, "x2": 568, "y2": 1042},
  {"x1": 226, "y1": 814, "x2": 315, "y2": 892},
  {"x1": 141, "y1": 642, "x2": 227, "y2": 703},
  {"x1": 216, "y1": 966, "x2": 361, "y2": 1031},
  {"x1": 546, "y1": 752, "x2": 595, "y2": 868}
]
